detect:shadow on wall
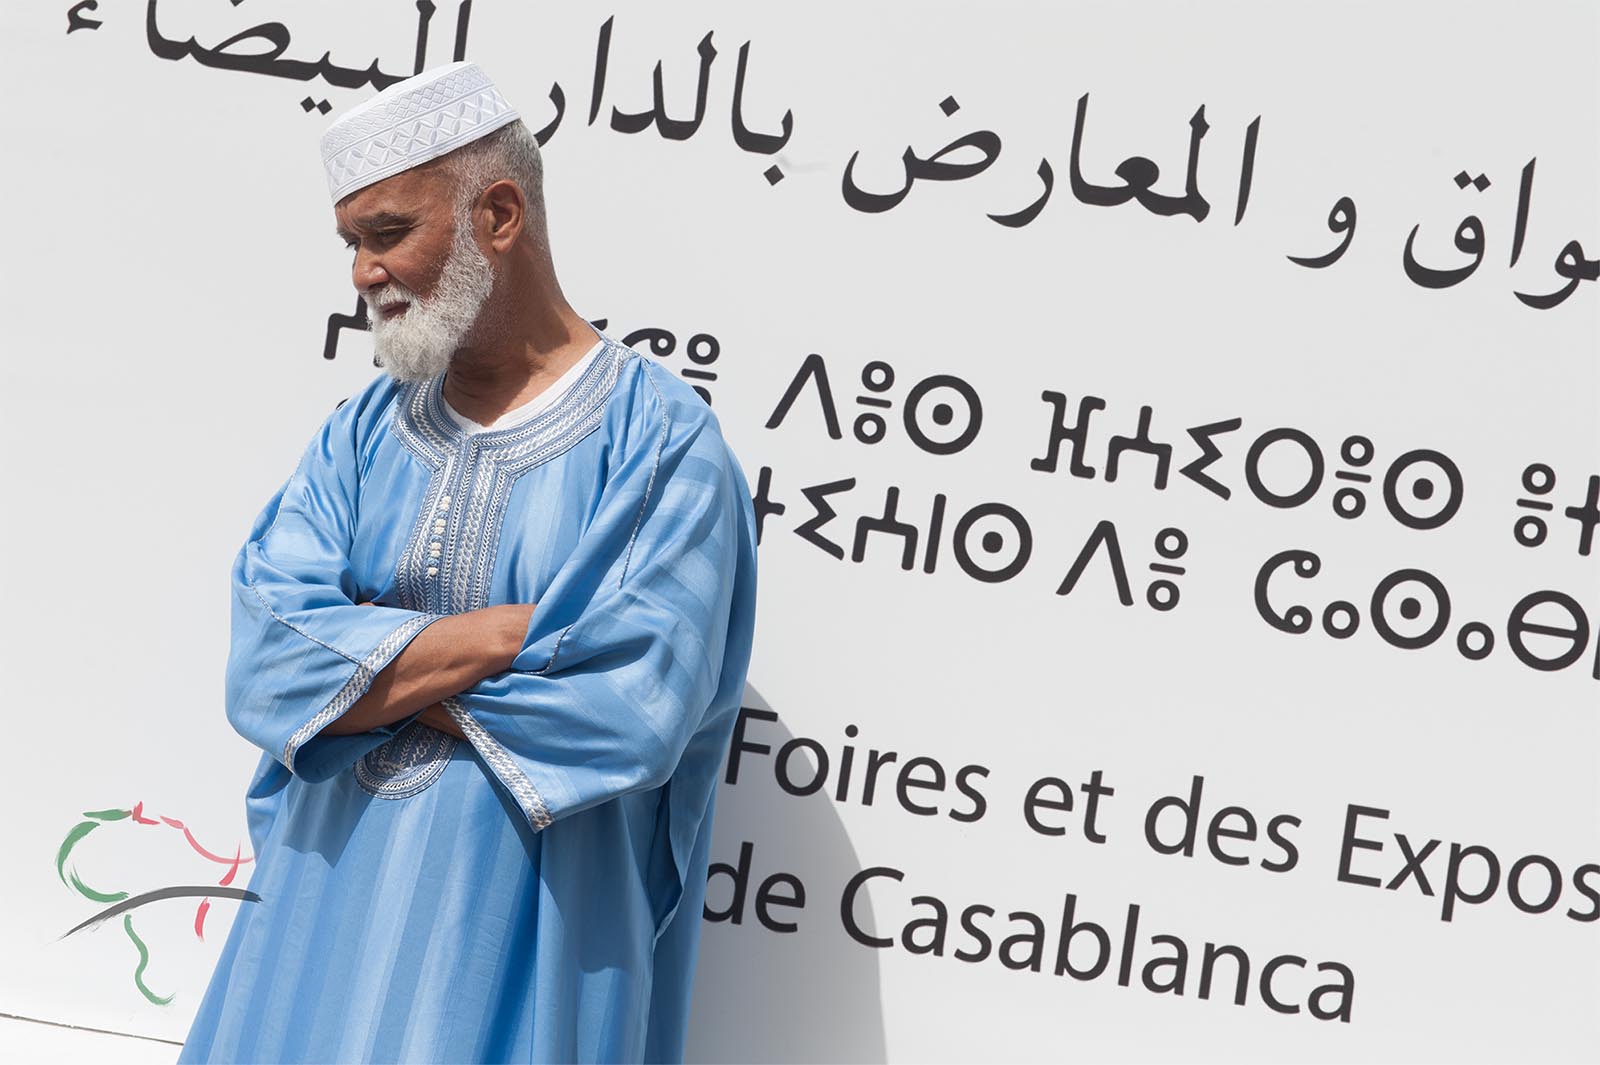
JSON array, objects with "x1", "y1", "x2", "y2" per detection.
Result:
[{"x1": 685, "y1": 687, "x2": 888, "y2": 1064}]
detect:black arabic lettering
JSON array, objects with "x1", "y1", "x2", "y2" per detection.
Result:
[
  {"x1": 450, "y1": 0, "x2": 473, "y2": 63},
  {"x1": 611, "y1": 31, "x2": 718, "y2": 140},
  {"x1": 1509, "y1": 157, "x2": 1535, "y2": 268},
  {"x1": 1287, "y1": 196, "x2": 1356, "y2": 269},
  {"x1": 987, "y1": 159, "x2": 1054, "y2": 228},
  {"x1": 842, "y1": 97, "x2": 1001, "y2": 214},
  {"x1": 411, "y1": 1, "x2": 436, "y2": 76},
  {"x1": 144, "y1": 0, "x2": 407, "y2": 90},
  {"x1": 1514, "y1": 240, "x2": 1600, "y2": 310},
  {"x1": 913, "y1": 129, "x2": 1003, "y2": 181},
  {"x1": 588, "y1": 14, "x2": 613, "y2": 126},
  {"x1": 533, "y1": 83, "x2": 566, "y2": 146},
  {"x1": 66, "y1": 1, "x2": 102, "y2": 33},
  {"x1": 1068, "y1": 94, "x2": 1135, "y2": 208},
  {"x1": 1171, "y1": 106, "x2": 1211, "y2": 221},
  {"x1": 1402, "y1": 215, "x2": 1484, "y2": 289},
  {"x1": 318, "y1": 58, "x2": 405, "y2": 92},
  {"x1": 731, "y1": 41, "x2": 793, "y2": 155},
  {"x1": 170, "y1": 18, "x2": 295, "y2": 70},
  {"x1": 841, "y1": 146, "x2": 917, "y2": 213},
  {"x1": 1233, "y1": 116, "x2": 1261, "y2": 226},
  {"x1": 1403, "y1": 171, "x2": 1497, "y2": 290},
  {"x1": 585, "y1": 17, "x2": 789, "y2": 176},
  {"x1": 1068, "y1": 93, "x2": 1211, "y2": 222}
]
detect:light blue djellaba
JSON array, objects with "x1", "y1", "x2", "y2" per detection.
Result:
[{"x1": 179, "y1": 330, "x2": 758, "y2": 1063}]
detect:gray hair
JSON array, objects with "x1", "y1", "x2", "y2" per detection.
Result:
[{"x1": 440, "y1": 120, "x2": 548, "y2": 256}]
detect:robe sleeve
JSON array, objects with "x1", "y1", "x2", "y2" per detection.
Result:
[
  {"x1": 442, "y1": 364, "x2": 756, "y2": 841},
  {"x1": 225, "y1": 392, "x2": 444, "y2": 782}
]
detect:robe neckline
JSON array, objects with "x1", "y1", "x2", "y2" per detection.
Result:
[{"x1": 390, "y1": 328, "x2": 632, "y2": 471}]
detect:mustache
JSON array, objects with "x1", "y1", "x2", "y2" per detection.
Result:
[{"x1": 364, "y1": 284, "x2": 417, "y2": 315}]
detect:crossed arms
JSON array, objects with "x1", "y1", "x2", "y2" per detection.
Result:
[
  {"x1": 226, "y1": 368, "x2": 749, "y2": 834},
  {"x1": 322, "y1": 604, "x2": 535, "y2": 742}
]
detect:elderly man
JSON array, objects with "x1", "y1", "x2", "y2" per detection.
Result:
[{"x1": 178, "y1": 62, "x2": 758, "y2": 1063}]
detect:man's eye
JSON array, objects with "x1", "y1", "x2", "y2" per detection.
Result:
[{"x1": 342, "y1": 230, "x2": 405, "y2": 251}]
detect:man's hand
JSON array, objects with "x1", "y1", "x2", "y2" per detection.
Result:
[{"x1": 417, "y1": 702, "x2": 468, "y2": 741}]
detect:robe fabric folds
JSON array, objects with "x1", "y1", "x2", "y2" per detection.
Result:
[{"x1": 179, "y1": 331, "x2": 758, "y2": 1064}]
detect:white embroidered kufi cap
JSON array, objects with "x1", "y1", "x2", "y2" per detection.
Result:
[{"x1": 319, "y1": 61, "x2": 520, "y2": 204}]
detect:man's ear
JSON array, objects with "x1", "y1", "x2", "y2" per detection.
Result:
[{"x1": 482, "y1": 179, "x2": 526, "y2": 253}]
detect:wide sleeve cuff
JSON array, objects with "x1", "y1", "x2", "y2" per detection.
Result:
[
  {"x1": 442, "y1": 695, "x2": 553, "y2": 831},
  {"x1": 227, "y1": 606, "x2": 444, "y2": 779}
]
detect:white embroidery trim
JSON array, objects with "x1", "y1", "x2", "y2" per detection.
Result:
[
  {"x1": 354, "y1": 724, "x2": 456, "y2": 799},
  {"x1": 367, "y1": 335, "x2": 634, "y2": 814},
  {"x1": 283, "y1": 612, "x2": 439, "y2": 773},
  {"x1": 443, "y1": 696, "x2": 553, "y2": 831},
  {"x1": 392, "y1": 339, "x2": 629, "y2": 617}
]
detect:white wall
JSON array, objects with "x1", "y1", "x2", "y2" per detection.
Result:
[{"x1": 3, "y1": 2, "x2": 1597, "y2": 1060}]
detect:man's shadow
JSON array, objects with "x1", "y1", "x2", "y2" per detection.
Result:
[{"x1": 684, "y1": 687, "x2": 888, "y2": 1063}]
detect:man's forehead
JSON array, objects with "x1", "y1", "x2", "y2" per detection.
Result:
[{"x1": 334, "y1": 168, "x2": 449, "y2": 231}]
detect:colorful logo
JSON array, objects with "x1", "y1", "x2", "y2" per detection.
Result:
[{"x1": 56, "y1": 802, "x2": 260, "y2": 1005}]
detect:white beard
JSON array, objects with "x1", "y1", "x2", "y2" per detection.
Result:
[{"x1": 365, "y1": 206, "x2": 495, "y2": 382}]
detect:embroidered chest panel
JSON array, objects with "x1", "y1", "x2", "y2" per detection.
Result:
[{"x1": 354, "y1": 339, "x2": 629, "y2": 799}]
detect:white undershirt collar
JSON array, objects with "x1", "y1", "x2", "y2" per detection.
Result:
[{"x1": 442, "y1": 336, "x2": 606, "y2": 435}]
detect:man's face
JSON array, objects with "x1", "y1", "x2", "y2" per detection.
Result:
[{"x1": 334, "y1": 167, "x2": 495, "y2": 381}]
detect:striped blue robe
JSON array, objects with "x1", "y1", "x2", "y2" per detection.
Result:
[{"x1": 179, "y1": 332, "x2": 758, "y2": 1063}]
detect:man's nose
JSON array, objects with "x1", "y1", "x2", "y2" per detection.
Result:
[{"x1": 352, "y1": 246, "x2": 390, "y2": 291}]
